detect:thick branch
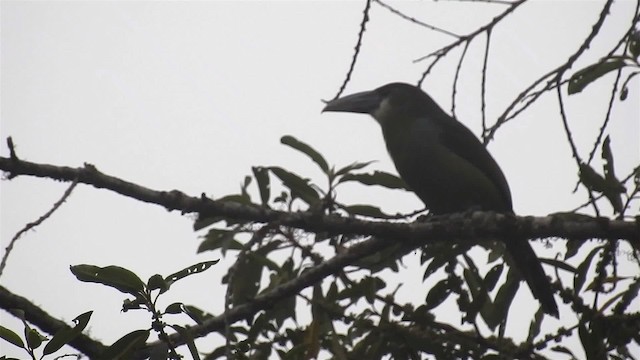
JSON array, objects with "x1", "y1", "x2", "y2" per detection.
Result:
[
  {"x1": 0, "y1": 285, "x2": 107, "y2": 357},
  {"x1": 1, "y1": 156, "x2": 637, "y2": 242}
]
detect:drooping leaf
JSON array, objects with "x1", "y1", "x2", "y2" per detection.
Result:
[
  {"x1": 574, "y1": 246, "x2": 603, "y2": 293},
  {"x1": 171, "y1": 325, "x2": 201, "y2": 360},
  {"x1": 42, "y1": 311, "x2": 92, "y2": 355},
  {"x1": 70, "y1": 265, "x2": 145, "y2": 296},
  {"x1": 164, "y1": 260, "x2": 219, "y2": 287},
  {"x1": 339, "y1": 171, "x2": 408, "y2": 190},
  {"x1": 252, "y1": 166, "x2": 271, "y2": 205},
  {"x1": 491, "y1": 267, "x2": 520, "y2": 330},
  {"x1": 198, "y1": 228, "x2": 242, "y2": 255},
  {"x1": 424, "y1": 279, "x2": 451, "y2": 310},
  {"x1": 526, "y1": 307, "x2": 544, "y2": 343},
  {"x1": 579, "y1": 163, "x2": 609, "y2": 193},
  {"x1": 25, "y1": 327, "x2": 46, "y2": 350},
  {"x1": 0, "y1": 325, "x2": 24, "y2": 349},
  {"x1": 102, "y1": 330, "x2": 150, "y2": 360},
  {"x1": 268, "y1": 166, "x2": 320, "y2": 206},
  {"x1": 281, "y1": 135, "x2": 329, "y2": 174},
  {"x1": 335, "y1": 160, "x2": 376, "y2": 177},
  {"x1": 600, "y1": 137, "x2": 625, "y2": 213},
  {"x1": 343, "y1": 204, "x2": 396, "y2": 219},
  {"x1": 568, "y1": 59, "x2": 626, "y2": 94}
]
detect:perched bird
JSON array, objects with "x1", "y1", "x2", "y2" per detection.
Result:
[{"x1": 322, "y1": 82, "x2": 558, "y2": 317}]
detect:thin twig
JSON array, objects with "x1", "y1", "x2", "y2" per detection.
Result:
[{"x1": 0, "y1": 178, "x2": 79, "y2": 278}]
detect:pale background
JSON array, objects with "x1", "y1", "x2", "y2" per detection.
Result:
[{"x1": 1, "y1": 1, "x2": 638, "y2": 358}]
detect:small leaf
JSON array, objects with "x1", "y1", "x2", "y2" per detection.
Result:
[
  {"x1": 491, "y1": 267, "x2": 520, "y2": 330},
  {"x1": 484, "y1": 264, "x2": 504, "y2": 292},
  {"x1": 43, "y1": 311, "x2": 92, "y2": 355},
  {"x1": 165, "y1": 260, "x2": 219, "y2": 286},
  {"x1": 268, "y1": 166, "x2": 320, "y2": 206},
  {"x1": 629, "y1": 30, "x2": 640, "y2": 59},
  {"x1": 171, "y1": 325, "x2": 201, "y2": 360},
  {"x1": 147, "y1": 274, "x2": 168, "y2": 293},
  {"x1": 197, "y1": 228, "x2": 242, "y2": 255},
  {"x1": 335, "y1": 160, "x2": 377, "y2": 177},
  {"x1": 281, "y1": 135, "x2": 329, "y2": 173},
  {"x1": 25, "y1": 327, "x2": 46, "y2": 350},
  {"x1": 70, "y1": 265, "x2": 145, "y2": 296},
  {"x1": 574, "y1": 246, "x2": 603, "y2": 293},
  {"x1": 568, "y1": 59, "x2": 626, "y2": 95},
  {"x1": 102, "y1": 330, "x2": 150, "y2": 360},
  {"x1": 252, "y1": 166, "x2": 271, "y2": 205},
  {"x1": 164, "y1": 302, "x2": 184, "y2": 315},
  {"x1": 0, "y1": 325, "x2": 24, "y2": 349},
  {"x1": 343, "y1": 204, "x2": 395, "y2": 219},
  {"x1": 601, "y1": 137, "x2": 625, "y2": 213},
  {"x1": 424, "y1": 279, "x2": 451, "y2": 310},
  {"x1": 526, "y1": 307, "x2": 544, "y2": 342},
  {"x1": 339, "y1": 171, "x2": 408, "y2": 190}
]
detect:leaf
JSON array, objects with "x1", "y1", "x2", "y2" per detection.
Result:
[
  {"x1": 0, "y1": 325, "x2": 24, "y2": 349},
  {"x1": 268, "y1": 166, "x2": 320, "y2": 206},
  {"x1": 600, "y1": 137, "x2": 625, "y2": 213},
  {"x1": 198, "y1": 228, "x2": 242, "y2": 255},
  {"x1": 25, "y1": 327, "x2": 46, "y2": 350},
  {"x1": 43, "y1": 311, "x2": 92, "y2": 355},
  {"x1": 70, "y1": 265, "x2": 145, "y2": 296},
  {"x1": 252, "y1": 166, "x2": 271, "y2": 205},
  {"x1": 574, "y1": 246, "x2": 603, "y2": 293},
  {"x1": 491, "y1": 267, "x2": 520, "y2": 330},
  {"x1": 343, "y1": 204, "x2": 396, "y2": 219},
  {"x1": 568, "y1": 59, "x2": 626, "y2": 94},
  {"x1": 629, "y1": 30, "x2": 640, "y2": 59},
  {"x1": 280, "y1": 135, "x2": 329, "y2": 174},
  {"x1": 335, "y1": 160, "x2": 376, "y2": 177},
  {"x1": 424, "y1": 279, "x2": 451, "y2": 310},
  {"x1": 526, "y1": 307, "x2": 544, "y2": 343},
  {"x1": 102, "y1": 330, "x2": 150, "y2": 360},
  {"x1": 147, "y1": 274, "x2": 168, "y2": 293},
  {"x1": 484, "y1": 263, "x2": 504, "y2": 292},
  {"x1": 164, "y1": 260, "x2": 219, "y2": 287},
  {"x1": 339, "y1": 171, "x2": 408, "y2": 190},
  {"x1": 171, "y1": 325, "x2": 201, "y2": 360}
]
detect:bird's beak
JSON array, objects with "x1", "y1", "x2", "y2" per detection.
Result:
[{"x1": 322, "y1": 90, "x2": 381, "y2": 114}]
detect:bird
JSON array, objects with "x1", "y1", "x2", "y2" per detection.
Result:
[{"x1": 322, "y1": 82, "x2": 559, "y2": 317}]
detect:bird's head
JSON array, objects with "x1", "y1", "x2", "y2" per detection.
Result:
[{"x1": 322, "y1": 83, "x2": 437, "y2": 126}]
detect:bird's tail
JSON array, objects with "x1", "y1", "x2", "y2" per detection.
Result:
[{"x1": 505, "y1": 240, "x2": 559, "y2": 317}]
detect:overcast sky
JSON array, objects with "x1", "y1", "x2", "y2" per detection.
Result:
[{"x1": 1, "y1": 1, "x2": 638, "y2": 358}]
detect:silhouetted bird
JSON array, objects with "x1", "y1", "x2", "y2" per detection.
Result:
[{"x1": 323, "y1": 82, "x2": 558, "y2": 317}]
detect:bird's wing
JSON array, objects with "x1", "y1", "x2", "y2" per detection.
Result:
[{"x1": 439, "y1": 117, "x2": 513, "y2": 212}]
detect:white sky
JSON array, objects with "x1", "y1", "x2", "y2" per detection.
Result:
[{"x1": 1, "y1": 1, "x2": 638, "y2": 359}]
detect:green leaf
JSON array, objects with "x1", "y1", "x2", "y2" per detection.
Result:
[
  {"x1": 281, "y1": 135, "x2": 329, "y2": 173},
  {"x1": 0, "y1": 325, "x2": 24, "y2": 349},
  {"x1": 182, "y1": 305, "x2": 213, "y2": 325},
  {"x1": 43, "y1": 311, "x2": 92, "y2": 355},
  {"x1": 574, "y1": 246, "x2": 603, "y2": 293},
  {"x1": 343, "y1": 204, "x2": 396, "y2": 219},
  {"x1": 165, "y1": 260, "x2": 219, "y2": 287},
  {"x1": 197, "y1": 228, "x2": 242, "y2": 255},
  {"x1": 70, "y1": 265, "x2": 145, "y2": 296},
  {"x1": 171, "y1": 325, "x2": 201, "y2": 360},
  {"x1": 339, "y1": 171, "x2": 407, "y2": 190},
  {"x1": 147, "y1": 274, "x2": 168, "y2": 293},
  {"x1": 601, "y1": 136, "x2": 625, "y2": 213},
  {"x1": 424, "y1": 279, "x2": 451, "y2": 310},
  {"x1": 164, "y1": 302, "x2": 184, "y2": 314},
  {"x1": 526, "y1": 307, "x2": 544, "y2": 343},
  {"x1": 25, "y1": 327, "x2": 46, "y2": 350},
  {"x1": 102, "y1": 330, "x2": 149, "y2": 360},
  {"x1": 491, "y1": 267, "x2": 520, "y2": 330},
  {"x1": 268, "y1": 166, "x2": 320, "y2": 206},
  {"x1": 484, "y1": 263, "x2": 504, "y2": 292},
  {"x1": 335, "y1": 161, "x2": 376, "y2": 176},
  {"x1": 252, "y1": 166, "x2": 271, "y2": 205},
  {"x1": 568, "y1": 59, "x2": 626, "y2": 94}
]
